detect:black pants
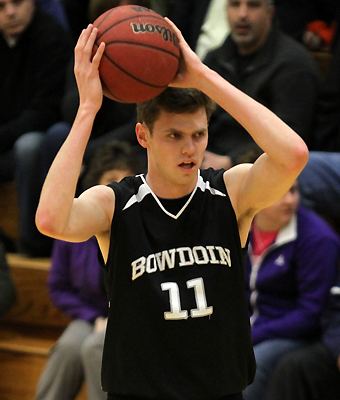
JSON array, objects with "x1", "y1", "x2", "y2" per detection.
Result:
[{"x1": 266, "y1": 342, "x2": 340, "y2": 400}]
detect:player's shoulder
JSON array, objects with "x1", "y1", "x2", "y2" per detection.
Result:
[
  {"x1": 200, "y1": 168, "x2": 227, "y2": 193},
  {"x1": 107, "y1": 174, "x2": 144, "y2": 209}
]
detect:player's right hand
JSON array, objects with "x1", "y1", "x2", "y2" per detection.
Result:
[{"x1": 74, "y1": 24, "x2": 105, "y2": 114}]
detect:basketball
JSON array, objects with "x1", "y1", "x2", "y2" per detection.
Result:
[{"x1": 92, "y1": 5, "x2": 180, "y2": 103}]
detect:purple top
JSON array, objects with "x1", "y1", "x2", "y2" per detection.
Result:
[{"x1": 48, "y1": 237, "x2": 108, "y2": 322}]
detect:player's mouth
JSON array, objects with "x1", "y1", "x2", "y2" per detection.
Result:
[{"x1": 179, "y1": 161, "x2": 196, "y2": 170}]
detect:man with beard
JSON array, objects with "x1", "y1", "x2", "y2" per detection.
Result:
[{"x1": 202, "y1": 0, "x2": 320, "y2": 170}]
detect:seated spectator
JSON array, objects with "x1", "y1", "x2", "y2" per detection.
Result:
[
  {"x1": 202, "y1": 0, "x2": 320, "y2": 169},
  {"x1": 14, "y1": 0, "x2": 144, "y2": 257},
  {"x1": 265, "y1": 261, "x2": 340, "y2": 400},
  {"x1": 0, "y1": 240, "x2": 15, "y2": 317},
  {"x1": 0, "y1": 0, "x2": 72, "y2": 254},
  {"x1": 0, "y1": 0, "x2": 72, "y2": 180},
  {"x1": 35, "y1": 140, "x2": 144, "y2": 400},
  {"x1": 298, "y1": 26, "x2": 340, "y2": 229},
  {"x1": 310, "y1": 25, "x2": 340, "y2": 151},
  {"x1": 243, "y1": 182, "x2": 339, "y2": 400}
]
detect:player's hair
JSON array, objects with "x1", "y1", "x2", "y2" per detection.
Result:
[
  {"x1": 82, "y1": 140, "x2": 145, "y2": 189},
  {"x1": 136, "y1": 88, "x2": 216, "y2": 132}
]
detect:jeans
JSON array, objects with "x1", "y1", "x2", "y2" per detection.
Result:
[{"x1": 243, "y1": 339, "x2": 305, "y2": 400}]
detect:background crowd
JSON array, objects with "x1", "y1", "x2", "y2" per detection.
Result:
[{"x1": 0, "y1": 0, "x2": 339, "y2": 399}]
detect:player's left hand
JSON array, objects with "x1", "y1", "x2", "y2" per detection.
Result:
[{"x1": 165, "y1": 18, "x2": 208, "y2": 89}]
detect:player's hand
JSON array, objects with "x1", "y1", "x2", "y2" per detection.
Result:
[
  {"x1": 74, "y1": 24, "x2": 105, "y2": 113},
  {"x1": 165, "y1": 18, "x2": 207, "y2": 89}
]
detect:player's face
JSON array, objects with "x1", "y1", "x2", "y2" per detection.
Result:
[
  {"x1": 227, "y1": 0, "x2": 273, "y2": 54},
  {"x1": 137, "y1": 107, "x2": 208, "y2": 197},
  {"x1": 256, "y1": 183, "x2": 300, "y2": 229},
  {"x1": 0, "y1": 0, "x2": 34, "y2": 40}
]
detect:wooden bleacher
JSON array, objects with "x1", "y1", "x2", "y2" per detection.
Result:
[{"x1": 0, "y1": 254, "x2": 86, "y2": 400}]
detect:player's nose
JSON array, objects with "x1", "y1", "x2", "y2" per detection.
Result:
[{"x1": 182, "y1": 137, "x2": 196, "y2": 154}]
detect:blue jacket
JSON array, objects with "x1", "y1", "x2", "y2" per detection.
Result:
[
  {"x1": 48, "y1": 237, "x2": 108, "y2": 322},
  {"x1": 246, "y1": 206, "x2": 340, "y2": 345}
]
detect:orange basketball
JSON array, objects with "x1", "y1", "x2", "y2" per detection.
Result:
[{"x1": 92, "y1": 5, "x2": 180, "y2": 103}]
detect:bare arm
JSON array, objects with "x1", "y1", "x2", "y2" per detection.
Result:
[
  {"x1": 36, "y1": 25, "x2": 114, "y2": 243},
  {"x1": 167, "y1": 18, "x2": 308, "y2": 245}
]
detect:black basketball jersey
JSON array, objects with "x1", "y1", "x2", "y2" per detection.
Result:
[{"x1": 101, "y1": 168, "x2": 255, "y2": 400}]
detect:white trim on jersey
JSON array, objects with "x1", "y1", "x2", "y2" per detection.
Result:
[{"x1": 122, "y1": 171, "x2": 226, "y2": 220}]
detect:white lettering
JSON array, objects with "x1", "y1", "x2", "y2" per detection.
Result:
[{"x1": 132, "y1": 256, "x2": 146, "y2": 280}]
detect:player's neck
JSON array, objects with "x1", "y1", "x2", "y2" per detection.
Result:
[{"x1": 145, "y1": 171, "x2": 198, "y2": 199}]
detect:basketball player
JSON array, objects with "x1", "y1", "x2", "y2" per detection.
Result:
[{"x1": 36, "y1": 19, "x2": 308, "y2": 400}]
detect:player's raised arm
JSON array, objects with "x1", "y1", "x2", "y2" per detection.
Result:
[
  {"x1": 167, "y1": 18, "x2": 308, "y2": 244},
  {"x1": 36, "y1": 25, "x2": 114, "y2": 243}
]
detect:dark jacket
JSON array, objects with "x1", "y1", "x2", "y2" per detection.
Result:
[
  {"x1": 0, "y1": 7, "x2": 72, "y2": 152},
  {"x1": 204, "y1": 27, "x2": 320, "y2": 157}
]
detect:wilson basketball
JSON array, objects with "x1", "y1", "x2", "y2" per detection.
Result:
[{"x1": 92, "y1": 5, "x2": 180, "y2": 103}]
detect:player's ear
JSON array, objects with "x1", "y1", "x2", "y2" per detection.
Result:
[{"x1": 135, "y1": 122, "x2": 148, "y2": 149}]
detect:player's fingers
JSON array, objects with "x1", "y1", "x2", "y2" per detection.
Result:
[
  {"x1": 92, "y1": 42, "x2": 105, "y2": 67},
  {"x1": 164, "y1": 17, "x2": 185, "y2": 43},
  {"x1": 75, "y1": 24, "x2": 93, "y2": 50},
  {"x1": 84, "y1": 25, "x2": 98, "y2": 54}
]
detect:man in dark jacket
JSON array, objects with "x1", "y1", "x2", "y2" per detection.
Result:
[
  {"x1": 0, "y1": 0, "x2": 72, "y2": 255},
  {"x1": 202, "y1": 0, "x2": 320, "y2": 170},
  {"x1": 0, "y1": 0, "x2": 72, "y2": 181}
]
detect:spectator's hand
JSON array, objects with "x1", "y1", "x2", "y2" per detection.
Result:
[
  {"x1": 74, "y1": 24, "x2": 105, "y2": 114},
  {"x1": 165, "y1": 17, "x2": 207, "y2": 89},
  {"x1": 94, "y1": 317, "x2": 107, "y2": 332},
  {"x1": 202, "y1": 151, "x2": 232, "y2": 170}
]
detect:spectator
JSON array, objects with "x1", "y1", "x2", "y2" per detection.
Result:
[
  {"x1": 298, "y1": 25, "x2": 340, "y2": 229},
  {"x1": 0, "y1": 0, "x2": 72, "y2": 255},
  {"x1": 36, "y1": 140, "x2": 144, "y2": 400},
  {"x1": 243, "y1": 182, "x2": 339, "y2": 400},
  {"x1": 0, "y1": 240, "x2": 15, "y2": 316},
  {"x1": 202, "y1": 0, "x2": 320, "y2": 169},
  {"x1": 265, "y1": 261, "x2": 340, "y2": 400},
  {"x1": 14, "y1": 0, "x2": 139, "y2": 258}
]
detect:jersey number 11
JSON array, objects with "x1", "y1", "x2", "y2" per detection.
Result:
[{"x1": 161, "y1": 277, "x2": 213, "y2": 320}]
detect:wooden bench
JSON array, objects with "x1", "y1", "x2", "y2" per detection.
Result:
[
  {"x1": 0, "y1": 182, "x2": 19, "y2": 247},
  {"x1": 0, "y1": 254, "x2": 86, "y2": 400}
]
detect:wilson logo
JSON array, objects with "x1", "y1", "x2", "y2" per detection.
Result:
[{"x1": 130, "y1": 23, "x2": 179, "y2": 47}]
